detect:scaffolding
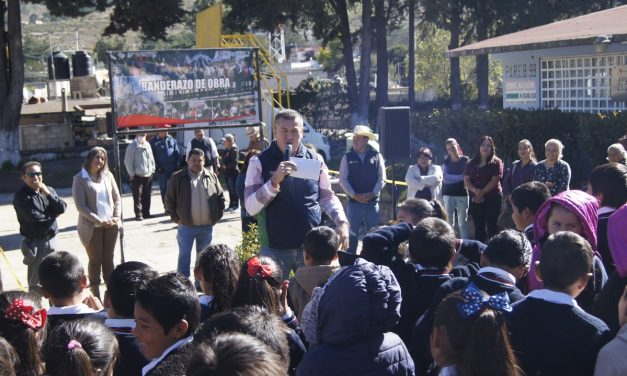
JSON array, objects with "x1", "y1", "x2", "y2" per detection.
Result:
[{"x1": 221, "y1": 34, "x2": 291, "y2": 111}]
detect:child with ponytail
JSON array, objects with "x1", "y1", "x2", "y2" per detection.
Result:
[
  {"x1": 431, "y1": 285, "x2": 522, "y2": 376},
  {"x1": 0, "y1": 291, "x2": 47, "y2": 376},
  {"x1": 43, "y1": 319, "x2": 118, "y2": 376},
  {"x1": 231, "y1": 256, "x2": 305, "y2": 375}
]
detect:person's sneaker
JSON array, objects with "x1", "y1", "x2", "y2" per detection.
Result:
[{"x1": 136, "y1": 215, "x2": 143, "y2": 221}]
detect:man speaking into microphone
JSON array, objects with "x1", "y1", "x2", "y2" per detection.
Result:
[{"x1": 245, "y1": 109, "x2": 349, "y2": 279}]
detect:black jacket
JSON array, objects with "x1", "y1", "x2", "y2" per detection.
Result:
[
  {"x1": 145, "y1": 341, "x2": 193, "y2": 376},
  {"x1": 13, "y1": 185, "x2": 66, "y2": 240}
]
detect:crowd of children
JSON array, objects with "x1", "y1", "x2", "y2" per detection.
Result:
[{"x1": 0, "y1": 160, "x2": 626, "y2": 376}]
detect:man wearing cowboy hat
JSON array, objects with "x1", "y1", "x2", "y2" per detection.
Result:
[
  {"x1": 245, "y1": 109, "x2": 349, "y2": 278},
  {"x1": 340, "y1": 125, "x2": 386, "y2": 254},
  {"x1": 245, "y1": 124, "x2": 269, "y2": 151}
]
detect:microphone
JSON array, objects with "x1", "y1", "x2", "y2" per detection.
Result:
[{"x1": 284, "y1": 144, "x2": 292, "y2": 162}]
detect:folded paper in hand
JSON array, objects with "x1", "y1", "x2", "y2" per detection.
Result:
[{"x1": 289, "y1": 157, "x2": 321, "y2": 181}]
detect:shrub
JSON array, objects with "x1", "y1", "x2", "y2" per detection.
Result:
[
  {"x1": 234, "y1": 223, "x2": 260, "y2": 264},
  {"x1": 412, "y1": 109, "x2": 627, "y2": 183}
]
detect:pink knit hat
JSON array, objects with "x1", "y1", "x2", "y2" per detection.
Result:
[{"x1": 608, "y1": 204, "x2": 627, "y2": 278}]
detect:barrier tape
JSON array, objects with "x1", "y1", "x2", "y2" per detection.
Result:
[
  {"x1": 0, "y1": 246, "x2": 27, "y2": 292},
  {"x1": 327, "y1": 169, "x2": 408, "y2": 187},
  {"x1": 232, "y1": 162, "x2": 409, "y2": 187}
]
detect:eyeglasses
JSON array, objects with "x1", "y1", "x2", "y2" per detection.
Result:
[{"x1": 26, "y1": 172, "x2": 43, "y2": 178}]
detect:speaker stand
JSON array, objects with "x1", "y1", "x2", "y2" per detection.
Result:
[{"x1": 391, "y1": 158, "x2": 398, "y2": 221}]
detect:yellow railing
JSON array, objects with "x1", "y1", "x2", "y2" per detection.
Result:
[
  {"x1": 221, "y1": 34, "x2": 291, "y2": 110},
  {"x1": 0, "y1": 246, "x2": 26, "y2": 291}
]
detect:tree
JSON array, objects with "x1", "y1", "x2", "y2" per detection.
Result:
[
  {"x1": 93, "y1": 35, "x2": 126, "y2": 66},
  {"x1": 0, "y1": 0, "x2": 187, "y2": 165},
  {"x1": 357, "y1": 0, "x2": 373, "y2": 124},
  {"x1": 373, "y1": 0, "x2": 390, "y2": 109},
  {"x1": 420, "y1": 0, "x2": 627, "y2": 110},
  {"x1": 0, "y1": 0, "x2": 24, "y2": 166},
  {"x1": 223, "y1": 0, "x2": 359, "y2": 119},
  {"x1": 420, "y1": 0, "x2": 472, "y2": 109}
]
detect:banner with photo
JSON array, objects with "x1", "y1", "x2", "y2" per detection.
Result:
[{"x1": 108, "y1": 48, "x2": 259, "y2": 128}]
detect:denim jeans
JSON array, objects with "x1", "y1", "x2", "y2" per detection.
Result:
[
  {"x1": 347, "y1": 200, "x2": 381, "y2": 254},
  {"x1": 443, "y1": 195, "x2": 470, "y2": 239},
  {"x1": 261, "y1": 246, "x2": 304, "y2": 280},
  {"x1": 176, "y1": 224, "x2": 213, "y2": 277},
  {"x1": 156, "y1": 171, "x2": 173, "y2": 206}
]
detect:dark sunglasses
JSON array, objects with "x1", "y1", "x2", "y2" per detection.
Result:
[
  {"x1": 418, "y1": 153, "x2": 433, "y2": 160},
  {"x1": 26, "y1": 172, "x2": 43, "y2": 177}
]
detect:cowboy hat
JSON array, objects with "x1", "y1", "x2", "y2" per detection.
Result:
[
  {"x1": 345, "y1": 125, "x2": 378, "y2": 141},
  {"x1": 246, "y1": 126, "x2": 259, "y2": 137}
]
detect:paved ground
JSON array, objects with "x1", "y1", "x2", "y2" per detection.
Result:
[{"x1": 0, "y1": 188, "x2": 242, "y2": 293}]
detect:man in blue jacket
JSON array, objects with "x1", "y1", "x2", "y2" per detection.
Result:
[{"x1": 150, "y1": 125, "x2": 180, "y2": 206}]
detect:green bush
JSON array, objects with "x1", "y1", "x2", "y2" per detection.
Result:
[
  {"x1": 412, "y1": 109, "x2": 627, "y2": 183},
  {"x1": 234, "y1": 223, "x2": 260, "y2": 264}
]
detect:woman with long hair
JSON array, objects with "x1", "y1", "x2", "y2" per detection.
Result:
[
  {"x1": 464, "y1": 136, "x2": 504, "y2": 242},
  {"x1": 504, "y1": 139, "x2": 537, "y2": 199},
  {"x1": 501, "y1": 139, "x2": 538, "y2": 229},
  {"x1": 442, "y1": 138, "x2": 470, "y2": 239},
  {"x1": 72, "y1": 147, "x2": 121, "y2": 299}
]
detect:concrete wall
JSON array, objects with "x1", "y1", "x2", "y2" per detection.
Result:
[{"x1": 19, "y1": 123, "x2": 74, "y2": 151}]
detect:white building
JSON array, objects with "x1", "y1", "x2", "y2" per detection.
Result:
[{"x1": 448, "y1": 5, "x2": 627, "y2": 113}]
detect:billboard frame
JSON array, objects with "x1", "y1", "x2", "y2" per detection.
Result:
[{"x1": 107, "y1": 47, "x2": 265, "y2": 261}]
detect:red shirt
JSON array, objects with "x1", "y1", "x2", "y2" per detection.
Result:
[{"x1": 464, "y1": 158, "x2": 503, "y2": 198}]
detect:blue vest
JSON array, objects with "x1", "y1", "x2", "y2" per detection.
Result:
[
  {"x1": 191, "y1": 137, "x2": 215, "y2": 166},
  {"x1": 259, "y1": 141, "x2": 321, "y2": 249},
  {"x1": 345, "y1": 147, "x2": 380, "y2": 202}
]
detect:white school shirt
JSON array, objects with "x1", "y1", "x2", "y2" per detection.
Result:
[{"x1": 527, "y1": 289, "x2": 581, "y2": 309}]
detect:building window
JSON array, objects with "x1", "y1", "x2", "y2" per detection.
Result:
[{"x1": 540, "y1": 54, "x2": 627, "y2": 113}]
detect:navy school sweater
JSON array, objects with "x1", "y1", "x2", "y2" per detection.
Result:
[
  {"x1": 112, "y1": 329, "x2": 148, "y2": 376},
  {"x1": 507, "y1": 296, "x2": 611, "y2": 376}
]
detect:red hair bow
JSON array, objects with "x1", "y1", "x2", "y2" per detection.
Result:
[
  {"x1": 247, "y1": 257, "x2": 273, "y2": 278},
  {"x1": 5, "y1": 299, "x2": 47, "y2": 331}
]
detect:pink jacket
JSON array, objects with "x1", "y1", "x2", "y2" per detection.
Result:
[
  {"x1": 608, "y1": 204, "x2": 627, "y2": 278},
  {"x1": 528, "y1": 190, "x2": 600, "y2": 291}
]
